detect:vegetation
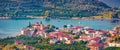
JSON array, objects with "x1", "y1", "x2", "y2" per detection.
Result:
[
  {"x1": 110, "y1": 35, "x2": 120, "y2": 42},
  {"x1": 0, "y1": 35, "x2": 89, "y2": 50},
  {"x1": 104, "y1": 47, "x2": 120, "y2": 50},
  {"x1": 0, "y1": 0, "x2": 113, "y2": 18},
  {"x1": 46, "y1": 24, "x2": 57, "y2": 33}
]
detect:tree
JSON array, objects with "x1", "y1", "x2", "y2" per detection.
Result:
[
  {"x1": 74, "y1": 35, "x2": 80, "y2": 39},
  {"x1": 104, "y1": 47, "x2": 120, "y2": 50},
  {"x1": 113, "y1": 13, "x2": 119, "y2": 18},
  {"x1": 63, "y1": 25, "x2": 67, "y2": 28}
]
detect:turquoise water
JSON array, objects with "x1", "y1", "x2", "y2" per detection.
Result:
[{"x1": 0, "y1": 19, "x2": 120, "y2": 38}]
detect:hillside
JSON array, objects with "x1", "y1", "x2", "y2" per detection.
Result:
[
  {"x1": 101, "y1": 0, "x2": 120, "y2": 8},
  {"x1": 0, "y1": 0, "x2": 113, "y2": 17}
]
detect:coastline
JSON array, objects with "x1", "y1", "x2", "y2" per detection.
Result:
[
  {"x1": 0, "y1": 16, "x2": 120, "y2": 20},
  {"x1": 0, "y1": 17, "x2": 11, "y2": 20}
]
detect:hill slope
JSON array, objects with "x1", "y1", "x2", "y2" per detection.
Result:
[{"x1": 0, "y1": 0, "x2": 113, "y2": 17}]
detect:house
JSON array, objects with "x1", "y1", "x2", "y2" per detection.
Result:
[
  {"x1": 49, "y1": 39, "x2": 58, "y2": 44},
  {"x1": 96, "y1": 30, "x2": 108, "y2": 36},
  {"x1": 79, "y1": 34, "x2": 90, "y2": 41},
  {"x1": 88, "y1": 37, "x2": 101, "y2": 45},
  {"x1": 72, "y1": 26, "x2": 83, "y2": 34},
  {"x1": 84, "y1": 27, "x2": 92, "y2": 30},
  {"x1": 108, "y1": 42, "x2": 120, "y2": 47},
  {"x1": 48, "y1": 31, "x2": 65, "y2": 41},
  {"x1": 113, "y1": 25, "x2": 120, "y2": 33},
  {"x1": 105, "y1": 37, "x2": 112, "y2": 44},
  {"x1": 32, "y1": 22, "x2": 40, "y2": 29},
  {"x1": 98, "y1": 30, "x2": 108, "y2": 34},
  {"x1": 109, "y1": 30, "x2": 118, "y2": 36},
  {"x1": 84, "y1": 29, "x2": 95, "y2": 34},
  {"x1": 19, "y1": 28, "x2": 35, "y2": 36},
  {"x1": 24, "y1": 45, "x2": 35, "y2": 50},
  {"x1": 19, "y1": 22, "x2": 46, "y2": 37},
  {"x1": 64, "y1": 35, "x2": 74, "y2": 44},
  {"x1": 14, "y1": 40, "x2": 24, "y2": 45},
  {"x1": 88, "y1": 43, "x2": 104, "y2": 50},
  {"x1": 64, "y1": 35, "x2": 71, "y2": 41},
  {"x1": 53, "y1": 31, "x2": 65, "y2": 41},
  {"x1": 64, "y1": 28, "x2": 73, "y2": 33},
  {"x1": 95, "y1": 30, "x2": 109, "y2": 39},
  {"x1": 19, "y1": 28, "x2": 34, "y2": 36},
  {"x1": 85, "y1": 30, "x2": 96, "y2": 38},
  {"x1": 35, "y1": 31, "x2": 47, "y2": 38},
  {"x1": 65, "y1": 40, "x2": 74, "y2": 44},
  {"x1": 39, "y1": 22, "x2": 44, "y2": 31},
  {"x1": 19, "y1": 29, "x2": 24, "y2": 35},
  {"x1": 91, "y1": 37, "x2": 101, "y2": 42}
]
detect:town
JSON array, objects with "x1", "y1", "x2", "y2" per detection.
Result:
[
  {"x1": 0, "y1": 0, "x2": 120, "y2": 50},
  {"x1": 16, "y1": 22, "x2": 120, "y2": 50}
]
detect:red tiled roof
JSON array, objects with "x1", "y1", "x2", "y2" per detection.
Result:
[
  {"x1": 33, "y1": 22, "x2": 40, "y2": 26},
  {"x1": 91, "y1": 37, "x2": 101, "y2": 41},
  {"x1": 24, "y1": 45, "x2": 34, "y2": 49},
  {"x1": 110, "y1": 36, "x2": 115, "y2": 38},
  {"x1": 112, "y1": 32, "x2": 117, "y2": 35},
  {"x1": 98, "y1": 30, "x2": 108, "y2": 34},
  {"x1": 80, "y1": 35, "x2": 88, "y2": 39},
  {"x1": 15, "y1": 40, "x2": 23, "y2": 44},
  {"x1": 75, "y1": 26, "x2": 82, "y2": 29},
  {"x1": 85, "y1": 28, "x2": 94, "y2": 30},
  {"x1": 34, "y1": 24, "x2": 40, "y2": 26},
  {"x1": 64, "y1": 35, "x2": 71, "y2": 39},
  {"x1": 90, "y1": 43, "x2": 104, "y2": 47},
  {"x1": 88, "y1": 30, "x2": 96, "y2": 33},
  {"x1": 54, "y1": 31, "x2": 64, "y2": 37}
]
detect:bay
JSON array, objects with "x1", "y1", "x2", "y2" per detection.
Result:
[{"x1": 0, "y1": 18, "x2": 120, "y2": 38}]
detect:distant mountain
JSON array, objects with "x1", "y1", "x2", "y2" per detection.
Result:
[
  {"x1": 100, "y1": 0, "x2": 120, "y2": 8},
  {"x1": 0, "y1": 0, "x2": 114, "y2": 17}
]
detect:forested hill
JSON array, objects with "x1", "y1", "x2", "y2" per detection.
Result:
[{"x1": 0, "y1": 0, "x2": 113, "y2": 17}]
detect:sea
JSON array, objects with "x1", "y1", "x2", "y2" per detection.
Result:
[{"x1": 0, "y1": 18, "x2": 120, "y2": 38}]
